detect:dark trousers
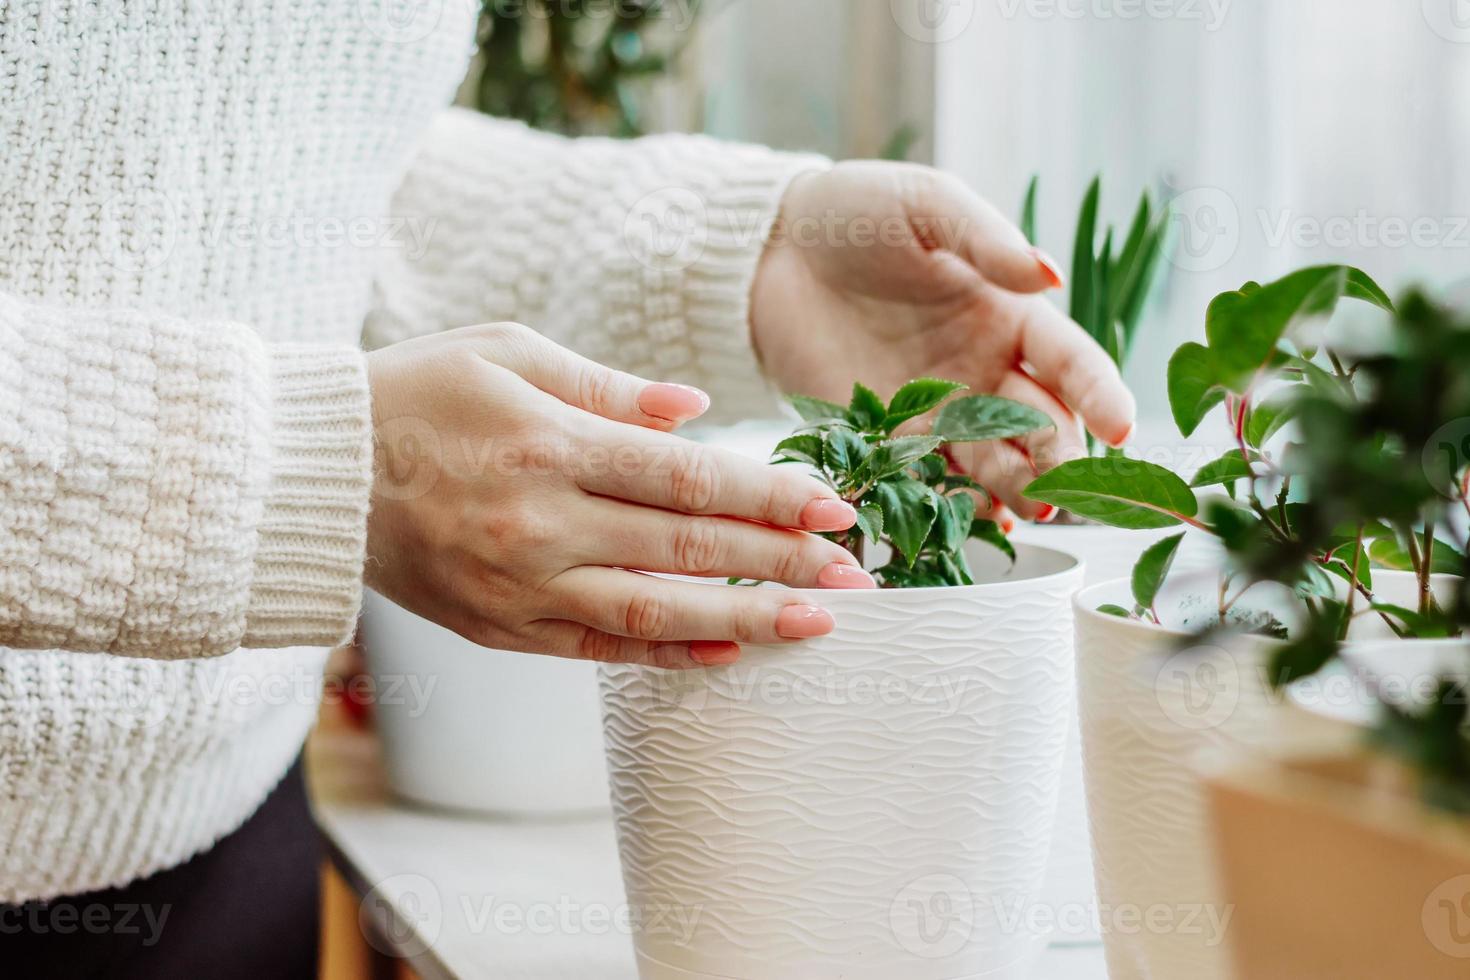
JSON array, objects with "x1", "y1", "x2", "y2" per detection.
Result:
[{"x1": 0, "y1": 756, "x2": 321, "y2": 980}]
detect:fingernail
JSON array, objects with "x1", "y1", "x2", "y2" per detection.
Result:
[
  {"x1": 776, "y1": 604, "x2": 836, "y2": 639},
  {"x1": 1029, "y1": 247, "x2": 1065, "y2": 290},
  {"x1": 639, "y1": 383, "x2": 711, "y2": 423},
  {"x1": 800, "y1": 499, "x2": 857, "y2": 532},
  {"x1": 1001, "y1": 516, "x2": 1017, "y2": 535},
  {"x1": 817, "y1": 563, "x2": 878, "y2": 590},
  {"x1": 1108, "y1": 422, "x2": 1136, "y2": 449},
  {"x1": 690, "y1": 641, "x2": 741, "y2": 666},
  {"x1": 1035, "y1": 504, "x2": 1058, "y2": 524}
]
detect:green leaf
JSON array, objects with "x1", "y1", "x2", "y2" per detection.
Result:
[
  {"x1": 884, "y1": 379, "x2": 967, "y2": 431},
  {"x1": 1368, "y1": 538, "x2": 1464, "y2": 575},
  {"x1": 1245, "y1": 389, "x2": 1299, "y2": 448},
  {"x1": 789, "y1": 394, "x2": 848, "y2": 424},
  {"x1": 854, "y1": 503, "x2": 884, "y2": 543},
  {"x1": 1269, "y1": 636, "x2": 1336, "y2": 688},
  {"x1": 879, "y1": 436, "x2": 945, "y2": 473},
  {"x1": 1131, "y1": 532, "x2": 1186, "y2": 610},
  {"x1": 969, "y1": 518, "x2": 1016, "y2": 563},
  {"x1": 1070, "y1": 177, "x2": 1100, "y2": 331},
  {"x1": 873, "y1": 478, "x2": 939, "y2": 567},
  {"x1": 1168, "y1": 342, "x2": 1226, "y2": 437},
  {"x1": 1189, "y1": 450, "x2": 1256, "y2": 488},
  {"x1": 933, "y1": 395, "x2": 1053, "y2": 443},
  {"x1": 1368, "y1": 603, "x2": 1455, "y2": 638},
  {"x1": 1343, "y1": 268, "x2": 1395, "y2": 313},
  {"x1": 1097, "y1": 603, "x2": 1134, "y2": 619},
  {"x1": 848, "y1": 383, "x2": 887, "y2": 430},
  {"x1": 1203, "y1": 266, "x2": 1389, "y2": 393},
  {"x1": 936, "y1": 491, "x2": 977, "y2": 554},
  {"x1": 939, "y1": 551, "x2": 974, "y2": 587},
  {"x1": 1024, "y1": 458, "x2": 1198, "y2": 529},
  {"x1": 1096, "y1": 227, "x2": 1116, "y2": 360},
  {"x1": 824, "y1": 428, "x2": 869, "y2": 474},
  {"x1": 772, "y1": 434, "x2": 823, "y2": 468},
  {"x1": 1019, "y1": 175, "x2": 1039, "y2": 245}
]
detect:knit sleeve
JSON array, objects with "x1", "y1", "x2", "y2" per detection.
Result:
[
  {"x1": 0, "y1": 293, "x2": 373, "y2": 659},
  {"x1": 365, "y1": 108, "x2": 830, "y2": 423}
]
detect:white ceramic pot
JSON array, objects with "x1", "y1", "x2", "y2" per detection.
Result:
[
  {"x1": 361, "y1": 589, "x2": 610, "y2": 815},
  {"x1": 601, "y1": 543, "x2": 1084, "y2": 980},
  {"x1": 1073, "y1": 579, "x2": 1286, "y2": 980},
  {"x1": 1074, "y1": 570, "x2": 1461, "y2": 980},
  {"x1": 1008, "y1": 525, "x2": 1221, "y2": 947}
]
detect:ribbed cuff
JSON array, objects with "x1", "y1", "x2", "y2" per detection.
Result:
[
  {"x1": 243, "y1": 346, "x2": 373, "y2": 648},
  {"x1": 682, "y1": 147, "x2": 832, "y2": 422}
]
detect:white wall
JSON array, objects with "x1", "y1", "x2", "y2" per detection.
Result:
[{"x1": 933, "y1": 0, "x2": 1470, "y2": 416}]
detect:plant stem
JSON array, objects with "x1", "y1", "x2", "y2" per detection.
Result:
[
  {"x1": 1420, "y1": 520, "x2": 1435, "y2": 618},
  {"x1": 1339, "y1": 526, "x2": 1364, "y2": 642}
]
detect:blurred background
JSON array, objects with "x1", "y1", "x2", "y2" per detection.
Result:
[{"x1": 459, "y1": 0, "x2": 1470, "y2": 418}]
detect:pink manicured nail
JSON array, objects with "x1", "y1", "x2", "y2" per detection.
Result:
[
  {"x1": 800, "y1": 499, "x2": 858, "y2": 532},
  {"x1": 639, "y1": 383, "x2": 711, "y2": 423},
  {"x1": 690, "y1": 641, "x2": 742, "y2": 666},
  {"x1": 1029, "y1": 247, "x2": 1065, "y2": 290},
  {"x1": 817, "y1": 563, "x2": 878, "y2": 590},
  {"x1": 1035, "y1": 504, "x2": 1058, "y2": 524},
  {"x1": 776, "y1": 605, "x2": 836, "y2": 639},
  {"x1": 1108, "y1": 422, "x2": 1136, "y2": 449}
]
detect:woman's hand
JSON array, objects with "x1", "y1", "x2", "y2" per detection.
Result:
[
  {"x1": 364, "y1": 324, "x2": 873, "y2": 670},
  {"x1": 751, "y1": 162, "x2": 1138, "y2": 521}
]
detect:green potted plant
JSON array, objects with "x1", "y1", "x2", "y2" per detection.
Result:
[
  {"x1": 600, "y1": 381, "x2": 1086, "y2": 980},
  {"x1": 1023, "y1": 264, "x2": 1470, "y2": 980}
]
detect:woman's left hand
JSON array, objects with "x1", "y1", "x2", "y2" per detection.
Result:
[{"x1": 751, "y1": 161, "x2": 1138, "y2": 521}]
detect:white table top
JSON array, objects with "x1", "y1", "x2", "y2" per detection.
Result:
[{"x1": 310, "y1": 729, "x2": 1108, "y2": 980}]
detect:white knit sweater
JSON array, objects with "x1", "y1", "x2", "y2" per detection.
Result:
[{"x1": 0, "y1": 1, "x2": 822, "y2": 902}]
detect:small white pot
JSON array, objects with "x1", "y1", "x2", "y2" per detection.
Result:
[
  {"x1": 1074, "y1": 570, "x2": 1461, "y2": 980},
  {"x1": 601, "y1": 543, "x2": 1084, "y2": 980},
  {"x1": 1074, "y1": 580, "x2": 1285, "y2": 980},
  {"x1": 361, "y1": 590, "x2": 609, "y2": 816},
  {"x1": 1008, "y1": 524, "x2": 1221, "y2": 947}
]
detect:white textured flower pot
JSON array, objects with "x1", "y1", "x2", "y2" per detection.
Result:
[
  {"x1": 600, "y1": 543, "x2": 1084, "y2": 980},
  {"x1": 1075, "y1": 571, "x2": 1461, "y2": 980},
  {"x1": 1009, "y1": 525, "x2": 1220, "y2": 946},
  {"x1": 361, "y1": 589, "x2": 609, "y2": 816},
  {"x1": 1074, "y1": 579, "x2": 1284, "y2": 980}
]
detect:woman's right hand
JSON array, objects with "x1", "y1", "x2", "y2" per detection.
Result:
[{"x1": 364, "y1": 323, "x2": 874, "y2": 670}]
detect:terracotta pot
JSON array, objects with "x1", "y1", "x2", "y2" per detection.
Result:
[
  {"x1": 601, "y1": 543, "x2": 1083, "y2": 980},
  {"x1": 1205, "y1": 751, "x2": 1470, "y2": 980}
]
